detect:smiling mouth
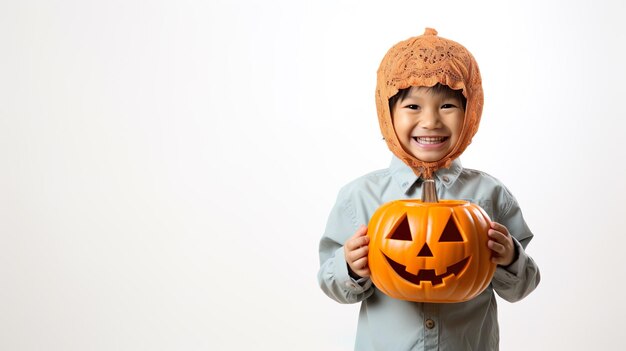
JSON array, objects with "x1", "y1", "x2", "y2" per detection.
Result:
[
  {"x1": 412, "y1": 136, "x2": 449, "y2": 145},
  {"x1": 383, "y1": 253, "x2": 470, "y2": 286}
]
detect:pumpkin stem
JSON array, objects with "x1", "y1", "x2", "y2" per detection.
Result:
[{"x1": 421, "y1": 179, "x2": 439, "y2": 203}]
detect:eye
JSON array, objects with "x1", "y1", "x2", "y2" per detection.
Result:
[
  {"x1": 388, "y1": 214, "x2": 412, "y2": 241},
  {"x1": 438, "y1": 216, "x2": 464, "y2": 242},
  {"x1": 405, "y1": 104, "x2": 420, "y2": 110},
  {"x1": 441, "y1": 103, "x2": 457, "y2": 109}
]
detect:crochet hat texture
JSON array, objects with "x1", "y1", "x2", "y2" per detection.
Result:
[{"x1": 375, "y1": 28, "x2": 484, "y2": 179}]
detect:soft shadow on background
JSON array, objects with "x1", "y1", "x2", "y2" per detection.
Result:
[{"x1": 1, "y1": 1, "x2": 625, "y2": 350}]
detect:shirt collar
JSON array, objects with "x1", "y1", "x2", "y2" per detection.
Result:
[{"x1": 390, "y1": 156, "x2": 463, "y2": 194}]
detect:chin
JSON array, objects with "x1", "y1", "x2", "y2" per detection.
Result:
[{"x1": 410, "y1": 152, "x2": 445, "y2": 163}]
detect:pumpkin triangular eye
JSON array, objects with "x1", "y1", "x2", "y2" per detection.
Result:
[
  {"x1": 389, "y1": 214, "x2": 412, "y2": 241},
  {"x1": 438, "y1": 216, "x2": 463, "y2": 242}
]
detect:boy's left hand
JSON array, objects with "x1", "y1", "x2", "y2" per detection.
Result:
[{"x1": 487, "y1": 222, "x2": 515, "y2": 266}]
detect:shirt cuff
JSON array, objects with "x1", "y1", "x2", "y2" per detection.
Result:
[
  {"x1": 497, "y1": 237, "x2": 527, "y2": 276},
  {"x1": 333, "y1": 246, "x2": 372, "y2": 292}
]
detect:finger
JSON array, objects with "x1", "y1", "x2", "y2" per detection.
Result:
[
  {"x1": 487, "y1": 240, "x2": 509, "y2": 256},
  {"x1": 346, "y1": 235, "x2": 370, "y2": 251},
  {"x1": 347, "y1": 245, "x2": 369, "y2": 263},
  {"x1": 352, "y1": 256, "x2": 369, "y2": 270},
  {"x1": 491, "y1": 256, "x2": 507, "y2": 265},
  {"x1": 490, "y1": 222, "x2": 509, "y2": 236},
  {"x1": 488, "y1": 240, "x2": 505, "y2": 255},
  {"x1": 352, "y1": 258, "x2": 371, "y2": 278},
  {"x1": 355, "y1": 267, "x2": 371, "y2": 278},
  {"x1": 345, "y1": 227, "x2": 365, "y2": 249},
  {"x1": 488, "y1": 229, "x2": 509, "y2": 244},
  {"x1": 350, "y1": 225, "x2": 367, "y2": 238}
]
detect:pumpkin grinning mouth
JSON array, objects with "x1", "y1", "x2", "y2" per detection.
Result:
[{"x1": 382, "y1": 253, "x2": 470, "y2": 286}]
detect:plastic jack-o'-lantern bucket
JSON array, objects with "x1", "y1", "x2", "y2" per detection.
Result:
[{"x1": 367, "y1": 181, "x2": 496, "y2": 303}]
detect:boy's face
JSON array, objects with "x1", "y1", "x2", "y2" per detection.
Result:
[{"x1": 392, "y1": 86, "x2": 465, "y2": 163}]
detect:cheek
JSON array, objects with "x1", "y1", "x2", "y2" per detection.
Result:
[
  {"x1": 392, "y1": 113, "x2": 412, "y2": 137},
  {"x1": 448, "y1": 115, "x2": 465, "y2": 140}
]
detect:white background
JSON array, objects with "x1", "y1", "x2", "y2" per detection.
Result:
[{"x1": 1, "y1": 0, "x2": 625, "y2": 350}]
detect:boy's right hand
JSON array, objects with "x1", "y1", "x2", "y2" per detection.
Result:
[{"x1": 344, "y1": 225, "x2": 370, "y2": 279}]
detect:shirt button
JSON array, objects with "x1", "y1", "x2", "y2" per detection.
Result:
[
  {"x1": 425, "y1": 319, "x2": 435, "y2": 329},
  {"x1": 442, "y1": 176, "x2": 450, "y2": 183}
]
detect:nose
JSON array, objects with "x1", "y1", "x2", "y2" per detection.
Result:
[{"x1": 419, "y1": 109, "x2": 441, "y2": 129}]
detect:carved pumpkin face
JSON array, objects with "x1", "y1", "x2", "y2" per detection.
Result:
[{"x1": 367, "y1": 200, "x2": 496, "y2": 303}]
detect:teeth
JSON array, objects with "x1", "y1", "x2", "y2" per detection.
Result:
[{"x1": 414, "y1": 136, "x2": 447, "y2": 144}]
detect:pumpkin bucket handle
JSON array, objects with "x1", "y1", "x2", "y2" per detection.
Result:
[{"x1": 421, "y1": 179, "x2": 438, "y2": 203}]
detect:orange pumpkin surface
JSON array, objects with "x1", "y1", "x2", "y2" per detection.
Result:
[{"x1": 367, "y1": 199, "x2": 496, "y2": 303}]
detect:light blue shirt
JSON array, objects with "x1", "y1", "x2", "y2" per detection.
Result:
[{"x1": 318, "y1": 157, "x2": 540, "y2": 350}]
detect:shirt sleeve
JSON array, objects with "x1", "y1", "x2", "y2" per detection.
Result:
[
  {"x1": 317, "y1": 188, "x2": 374, "y2": 304},
  {"x1": 490, "y1": 187, "x2": 541, "y2": 302}
]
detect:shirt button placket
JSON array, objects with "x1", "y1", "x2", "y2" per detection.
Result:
[
  {"x1": 423, "y1": 305, "x2": 439, "y2": 350},
  {"x1": 424, "y1": 317, "x2": 438, "y2": 349}
]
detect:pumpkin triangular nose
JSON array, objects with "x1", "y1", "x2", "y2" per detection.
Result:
[{"x1": 417, "y1": 243, "x2": 434, "y2": 257}]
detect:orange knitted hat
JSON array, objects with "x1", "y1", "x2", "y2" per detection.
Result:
[{"x1": 375, "y1": 28, "x2": 484, "y2": 179}]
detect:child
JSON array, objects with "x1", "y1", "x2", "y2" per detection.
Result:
[{"x1": 317, "y1": 28, "x2": 540, "y2": 350}]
